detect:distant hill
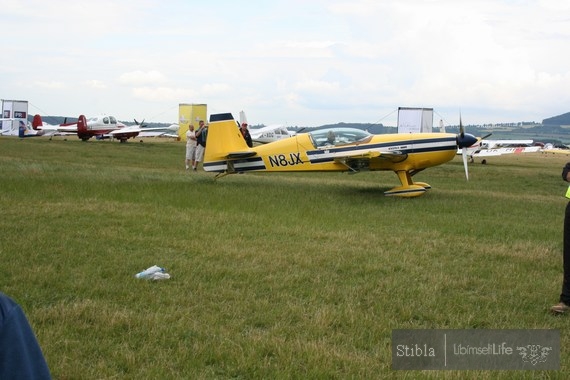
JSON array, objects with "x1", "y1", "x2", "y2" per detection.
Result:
[{"x1": 543, "y1": 112, "x2": 570, "y2": 126}]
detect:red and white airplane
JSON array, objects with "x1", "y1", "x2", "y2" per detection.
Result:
[{"x1": 32, "y1": 114, "x2": 178, "y2": 142}]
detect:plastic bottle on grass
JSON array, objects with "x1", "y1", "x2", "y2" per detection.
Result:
[{"x1": 135, "y1": 265, "x2": 165, "y2": 279}]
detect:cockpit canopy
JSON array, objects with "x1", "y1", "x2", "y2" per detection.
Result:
[
  {"x1": 309, "y1": 128, "x2": 371, "y2": 148},
  {"x1": 88, "y1": 115, "x2": 117, "y2": 125}
]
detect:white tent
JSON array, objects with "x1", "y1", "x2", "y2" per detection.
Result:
[
  {"x1": 397, "y1": 107, "x2": 433, "y2": 133},
  {"x1": 1, "y1": 99, "x2": 29, "y2": 136}
]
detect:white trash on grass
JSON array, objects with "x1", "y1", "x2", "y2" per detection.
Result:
[{"x1": 135, "y1": 265, "x2": 171, "y2": 280}]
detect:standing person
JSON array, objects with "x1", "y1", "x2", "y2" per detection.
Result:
[
  {"x1": 0, "y1": 292, "x2": 52, "y2": 379},
  {"x1": 552, "y1": 162, "x2": 570, "y2": 314},
  {"x1": 185, "y1": 124, "x2": 197, "y2": 171},
  {"x1": 240, "y1": 122, "x2": 253, "y2": 148},
  {"x1": 195, "y1": 120, "x2": 208, "y2": 170}
]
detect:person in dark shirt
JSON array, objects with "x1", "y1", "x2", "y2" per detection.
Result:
[
  {"x1": 240, "y1": 122, "x2": 253, "y2": 148},
  {"x1": 0, "y1": 292, "x2": 51, "y2": 379},
  {"x1": 195, "y1": 120, "x2": 208, "y2": 169},
  {"x1": 552, "y1": 162, "x2": 570, "y2": 314}
]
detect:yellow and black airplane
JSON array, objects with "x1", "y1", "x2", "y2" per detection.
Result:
[{"x1": 203, "y1": 113, "x2": 477, "y2": 197}]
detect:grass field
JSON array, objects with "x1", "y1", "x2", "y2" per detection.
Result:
[{"x1": 1, "y1": 136, "x2": 570, "y2": 379}]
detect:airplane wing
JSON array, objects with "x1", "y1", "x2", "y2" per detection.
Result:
[
  {"x1": 332, "y1": 151, "x2": 409, "y2": 172},
  {"x1": 136, "y1": 128, "x2": 178, "y2": 138},
  {"x1": 108, "y1": 124, "x2": 179, "y2": 138},
  {"x1": 473, "y1": 146, "x2": 541, "y2": 157},
  {"x1": 543, "y1": 148, "x2": 570, "y2": 155},
  {"x1": 37, "y1": 125, "x2": 78, "y2": 134},
  {"x1": 483, "y1": 139, "x2": 534, "y2": 149},
  {"x1": 227, "y1": 152, "x2": 257, "y2": 159}
]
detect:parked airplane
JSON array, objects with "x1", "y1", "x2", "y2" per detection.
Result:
[
  {"x1": 0, "y1": 119, "x2": 47, "y2": 137},
  {"x1": 203, "y1": 113, "x2": 477, "y2": 197},
  {"x1": 460, "y1": 137, "x2": 541, "y2": 164},
  {"x1": 249, "y1": 124, "x2": 296, "y2": 144},
  {"x1": 32, "y1": 114, "x2": 178, "y2": 142},
  {"x1": 237, "y1": 110, "x2": 295, "y2": 144}
]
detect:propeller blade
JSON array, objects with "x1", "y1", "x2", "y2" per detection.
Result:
[
  {"x1": 455, "y1": 113, "x2": 476, "y2": 181},
  {"x1": 462, "y1": 147, "x2": 469, "y2": 180},
  {"x1": 481, "y1": 132, "x2": 493, "y2": 140}
]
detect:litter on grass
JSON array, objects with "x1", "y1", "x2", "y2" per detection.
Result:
[{"x1": 135, "y1": 265, "x2": 171, "y2": 280}]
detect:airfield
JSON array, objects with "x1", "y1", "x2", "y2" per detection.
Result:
[{"x1": 1, "y1": 136, "x2": 570, "y2": 378}]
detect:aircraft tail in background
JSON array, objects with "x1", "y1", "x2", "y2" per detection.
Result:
[
  {"x1": 19, "y1": 120, "x2": 44, "y2": 138},
  {"x1": 76, "y1": 115, "x2": 90, "y2": 140}
]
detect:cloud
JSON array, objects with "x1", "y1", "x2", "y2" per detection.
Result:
[
  {"x1": 118, "y1": 71, "x2": 168, "y2": 86},
  {"x1": 32, "y1": 80, "x2": 66, "y2": 89},
  {"x1": 1, "y1": 0, "x2": 569, "y2": 125},
  {"x1": 84, "y1": 80, "x2": 107, "y2": 89}
]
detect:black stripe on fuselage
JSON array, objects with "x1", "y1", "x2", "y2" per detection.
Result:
[{"x1": 307, "y1": 136, "x2": 456, "y2": 164}]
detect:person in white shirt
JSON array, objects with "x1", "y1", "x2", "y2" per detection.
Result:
[{"x1": 185, "y1": 124, "x2": 197, "y2": 171}]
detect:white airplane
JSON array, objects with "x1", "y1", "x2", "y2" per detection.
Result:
[
  {"x1": 0, "y1": 118, "x2": 50, "y2": 138},
  {"x1": 459, "y1": 136, "x2": 540, "y2": 164},
  {"x1": 32, "y1": 114, "x2": 178, "y2": 142},
  {"x1": 249, "y1": 124, "x2": 296, "y2": 144},
  {"x1": 238, "y1": 110, "x2": 295, "y2": 144}
]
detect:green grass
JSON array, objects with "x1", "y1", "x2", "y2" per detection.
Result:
[{"x1": 1, "y1": 136, "x2": 570, "y2": 379}]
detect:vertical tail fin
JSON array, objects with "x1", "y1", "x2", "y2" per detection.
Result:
[
  {"x1": 239, "y1": 110, "x2": 248, "y2": 125},
  {"x1": 204, "y1": 113, "x2": 251, "y2": 163},
  {"x1": 77, "y1": 115, "x2": 89, "y2": 140},
  {"x1": 32, "y1": 115, "x2": 43, "y2": 130}
]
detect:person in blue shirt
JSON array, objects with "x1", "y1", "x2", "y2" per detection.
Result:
[{"x1": 0, "y1": 292, "x2": 51, "y2": 379}]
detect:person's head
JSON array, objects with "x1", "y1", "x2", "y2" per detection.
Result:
[
  {"x1": 199, "y1": 120, "x2": 204, "y2": 127},
  {"x1": 189, "y1": 124, "x2": 194, "y2": 130},
  {"x1": 241, "y1": 122, "x2": 248, "y2": 129}
]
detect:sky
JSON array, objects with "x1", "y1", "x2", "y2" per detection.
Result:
[{"x1": 2, "y1": 0, "x2": 569, "y2": 127}]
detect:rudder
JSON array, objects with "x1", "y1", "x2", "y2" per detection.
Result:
[
  {"x1": 32, "y1": 115, "x2": 43, "y2": 130},
  {"x1": 76, "y1": 115, "x2": 89, "y2": 140},
  {"x1": 204, "y1": 113, "x2": 251, "y2": 163}
]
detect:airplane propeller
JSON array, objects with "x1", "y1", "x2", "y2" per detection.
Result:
[
  {"x1": 134, "y1": 118, "x2": 147, "y2": 128},
  {"x1": 456, "y1": 116, "x2": 477, "y2": 180}
]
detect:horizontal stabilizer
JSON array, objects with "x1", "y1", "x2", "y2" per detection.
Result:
[{"x1": 227, "y1": 152, "x2": 257, "y2": 159}]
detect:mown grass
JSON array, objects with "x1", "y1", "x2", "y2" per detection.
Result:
[{"x1": 1, "y1": 136, "x2": 570, "y2": 379}]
